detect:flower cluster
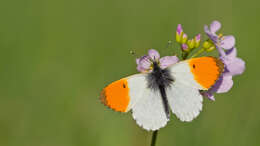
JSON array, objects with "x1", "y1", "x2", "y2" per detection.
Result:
[
  {"x1": 136, "y1": 20, "x2": 245, "y2": 101},
  {"x1": 176, "y1": 24, "x2": 201, "y2": 51},
  {"x1": 202, "y1": 21, "x2": 245, "y2": 100}
]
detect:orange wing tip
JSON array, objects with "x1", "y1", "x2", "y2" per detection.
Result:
[
  {"x1": 189, "y1": 57, "x2": 224, "y2": 90},
  {"x1": 100, "y1": 88, "x2": 125, "y2": 112},
  {"x1": 214, "y1": 58, "x2": 225, "y2": 74},
  {"x1": 100, "y1": 89, "x2": 107, "y2": 105},
  {"x1": 100, "y1": 78, "x2": 130, "y2": 112}
]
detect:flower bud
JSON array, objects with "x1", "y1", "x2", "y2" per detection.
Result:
[
  {"x1": 181, "y1": 33, "x2": 188, "y2": 44},
  {"x1": 187, "y1": 39, "x2": 195, "y2": 49},
  {"x1": 205, "y1": 46, "x2": 216, "y2": 52},
  {"x1": 176, "y1": 24, "x2": 183, "y2": 43},
  {"x1": 181, "y1": 44, "x2": 189, "y2": 52},
  {"x1": 176, "y1": 24, "x2": 183, "y2": 35},
  {"x1": 202, "y1": 41, "x2": 212, "y2": 49},
  {"x1": 194, "y1": 34, "x2": 201, "y2": 48}
]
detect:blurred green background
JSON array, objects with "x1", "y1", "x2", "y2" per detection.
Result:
[{"x1": 0, "y1": 0, "x2": 259, "y2": 146}]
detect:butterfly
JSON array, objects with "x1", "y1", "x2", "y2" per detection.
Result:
[{"x1": 100, "y1": 56, "x2": 224, "y2": 131}]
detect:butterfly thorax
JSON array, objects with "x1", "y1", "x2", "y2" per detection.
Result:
[{"x1": 147, "y1": 61, "x2": 174, "y2": 91}]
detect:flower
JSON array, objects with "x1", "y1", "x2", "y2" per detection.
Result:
[
  {"x1": 195, "y1": 34, "x2": 201, "y2": 43},
  {"x1": 194, "y1": 34, "x2": 201, "y2": 48},
  {"x1": 136, "y1": 49, "x2": 179, "y2": 73},
  {"x1": 187, "y1": 39, "x2": 195, "y2": 49},
  {"x1": 176, "y1": 24, "x2": 183, "y2": 43},
  {"x1": 204, "y1": 20, "x2": 235, "y2": 56},
  {"x1": 202, "y1": 47, "x2": 245, "y2": 100},
  {"x1": 181, "y1": 33, "x2": 188, "y2": 44},
  {"x1": 177, "y1": 24, "x2": 183, "y2": 35},
  {"x1": 181, "y1": 44, "x2": 188, "y2": 51}
]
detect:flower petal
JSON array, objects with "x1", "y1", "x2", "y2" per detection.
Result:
[
  {"x1": 220, "y1": 35, "x2": 235, "y2": 50},
  {"x1": 148, "y1": 49, "x2": 160, "y2": 60},
  {"x1": 226, "y1": 47, "x2": 237, "y2": 58},
  {"x1": 136, "y1": 65, "x2": 145, "y2": 72},
  {"x1": 201, "y1": 91, "x2": 215, "y2": 101},
  {"x1": 137, "y1": 55, "x2": 151, "y2": 72},
  {"x1": 225, "y1": 57, "x2": 245, "y2": 76},
  {"x1": 136, "y1": 58, "x2": 140, "y2": 65},
  {"x1": 215, "y1": 75, "x2": 233, "y2": 93},
  {"x1": 204, "y1": 25, "x2": 218, "y2": 43},
  {"x1": 204, "y1": 25, "x2": 211, "y2": 35},
  {"x1": 216, "y1": 45, "x2": 226, "y2": 57},
  {"x1": 159, "y1": 56, "x2": 179, "y2": 69},
  {"x1": 210, "y1": 20, "x2": 221, "y2": 33}
]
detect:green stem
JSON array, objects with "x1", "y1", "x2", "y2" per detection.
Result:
[
  {"x1": 191, "y1": 48, "x2": 205, "y2": 58},
  {"x1": 150, "y1": 130, "x2": 158, "y2": 146},
  {"x1": 182, "y1": 51, "x2": 189, "y2": 60}
]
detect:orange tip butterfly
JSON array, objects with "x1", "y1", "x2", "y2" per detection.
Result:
[{"x1": 100, "y1": 57, "x2": 224, "y2": 131}]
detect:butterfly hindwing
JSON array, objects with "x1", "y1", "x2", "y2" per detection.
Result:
[
  {"x1": 132, "y1": 87, "x2": 169, "y2": 131},
  {"x1": 166, "y1": 81, "x2": 203, "y2": 122}
]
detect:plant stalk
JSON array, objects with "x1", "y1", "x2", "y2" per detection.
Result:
[{"x1": 150, "y1": 130, "x2": 158, "y2": 146}]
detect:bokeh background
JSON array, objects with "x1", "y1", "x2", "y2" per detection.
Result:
[{"x1": 0, "y1": 0, "x2": 259, "y2": 146}]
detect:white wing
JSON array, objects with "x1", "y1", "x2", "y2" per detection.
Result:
[
  {"x1": 131, "y1": 87, "x2": 169, "y2": 131},
  {"x1": 168, "y1": 61, "x2": 205, "y2": 90},
  {"x1": 101, "y1": 73, "x2": 168, "y2": 131},
  {"x1": 126, "y1": 74, "x2": 147, "y2": 111},
  {"x1": 166, "y1": 60, "x2": 204, "y2": 122},
  {"x1": 166, "y1": 82, "x2": 203, "y2": 122}
]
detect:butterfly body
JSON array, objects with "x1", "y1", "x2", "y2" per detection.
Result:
[
  {"x1": 147, "y1": 61, "x2": 174, "y2": 119},
  {"x1": 101, "y1": 57, "x2": 224, "y2": 131}
]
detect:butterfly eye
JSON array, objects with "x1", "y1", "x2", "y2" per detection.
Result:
[
  {"x1": 123, "y1": 84, "x2": 126, "y2": 88},
  {"x1": 193, "y1": 64, "x2": 196, "y2": 69}
]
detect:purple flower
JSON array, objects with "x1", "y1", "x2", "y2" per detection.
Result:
[
  {"x1": 204, "y1": 21, "x2": 235, "y2": 56},
  {"x1": 181, "y1": 44, "x2": 188, "y2": 51},
  {"x1": 136, "y1": 49, "x2": 179, "y2": 73},
  {"x1": 177, "y1": 24, "x2": 183, "y2": 35},
  {"x1": 194, "y1": 34, "x2": 201, "y2": 48},
  {"x1": 182, "y1": 33, "x2": 188, "y2": 43},
  {"x1": 202, "y1": 47, "x2": 245, "y2": 100},
  {"x1": 176, "y1": 24, "x2": 184, "y2": 43},
  {"x1": 195, "y1": 34, "x2": 201, "y2": 42}
]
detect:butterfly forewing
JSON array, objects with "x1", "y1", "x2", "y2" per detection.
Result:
[
  {"x1": 100, "y1": 74, "x2": 146, "y2": 112},
  {"x1": 168, "y1": 57, "x2": 224, "y2": 90}
]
